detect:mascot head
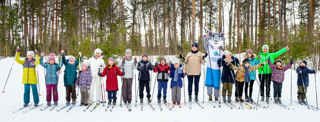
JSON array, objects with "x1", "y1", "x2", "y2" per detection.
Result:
[{"x1": 208, "y1": 31, "x2": 224, "y2": 49}]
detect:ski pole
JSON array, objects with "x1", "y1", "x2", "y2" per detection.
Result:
[
  {"x1": 315, "y1": 73, "x2": 318, "y2": 109},
  {"x1": 2, "y1": 60, "x2": 15, "y2": 93},
  {"x1": 35, "y1": 50, "x2": 41, "y2": 96},
  {"x1": 203, "y1": 66, "x2": 205, "y2": 103},
  {"x1": 300, "y1": 73, "x2": 310, "y2": 109},
  {"x1": 120, "y1": 79, "x2": 123, "y2": 107},
  {"x1": 290, "y1": 65, "x2": 293, "y2": 106},
  {"x1": 151, "y1": 72, "x2": 157, "y2": 102}
]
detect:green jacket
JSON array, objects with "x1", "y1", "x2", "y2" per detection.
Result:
[{"x1": 256, "y1": 47, "x2": 288, "y2": 74}]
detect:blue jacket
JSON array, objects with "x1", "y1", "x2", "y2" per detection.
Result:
[
  {"x1": 62, "y1": 55, "x2": 82, "y2": 87},
  {"x1": 248, "y1": 57, "x2": 260, "y2": 80},
  {"x1": 296, "y1": 66, "x2": 315, "y2": 87},
  {"x1": 217, "y1": 55, "x2": 239, "y2": 83},
  {"x1": 40, "y1": 57, "x2": 62, "y2": 85},
  {"x1": 170, "y1": 64, "x2": 185, "y2": 88},
  {"x1": 137, "y1": 60, "x2": 153, "y2": 81}
]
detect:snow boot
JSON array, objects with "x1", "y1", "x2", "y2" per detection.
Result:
[
  {"x1": 240, "y1": 97, "x2": 244, "y2": 103},
  {"x1": 235, "y1": 97, "x2": 240, "y2": 102},
  {"x1": 215, "y1": 97, "x2": 219, "y2": 102},
  {"x1": 140, "y1": 98, "x2": 143, "y2": 103},
  {"x1": 54, "y1": 102, "x2": 58, "y2": 106},
  {"x1": 113, "y1": 99, "x2": 117, "y2": 105},
  {"x1": 71, "y1": 101, "x2": 76, "y2": 106},
  {"x1": 266, "y1": 97, "x2": 270, "y2": 103},
  {"x1": 195, "y1": 95, "x2": 199, "y2": 102},
  {"x1": 278, "y1": 97, "x2": 282, "y2": 104},
  {"x1": 260, "y1": 96, "x2": 264, "y2": 102},
  {"x1": 124, "y1": 101, "x2": 128, "y2": 105},
  {"x1": 80, "y1": 103, "x2": 84, "y2": 106},
  {"x1": 245, "y1": 96, "x2": 249, "y2": 102},
  {"x1": 209, "y1": 95, "x2": 213, "y2": 101},
  {"x1": 163, "y1": 98, "x2": 167, "y2": 103},
  {"x1": 298, "y1": 98, "x2": 303, "y2": 105},
  {"x1": 222, "y1": 96, "x2": 227, "y2": 103},
  {"x1": 84, "y1": 104, "x2": 88, "y2": 106},
  {"x1": 302, "y1": 99, "x2": 307, "y2": 105},
  {"x1": 274, "y1": 97, "x2": 279, "y2": 104},
  {"x1": 108, "y1": 100, "x2": 112, "y2": 105},
  {"x1": 34, "y1": 103, "x2": 39, "y2": 107},
  {"x1": 173, "y1": 101, "x2": 177, "y2": 105},
  {"x1": 228, "y1": 96, "x2": 232, "y2": 103},
  {"x1": 249, "y1": 97, "x2": 254, "y2": 102},
  {"x1": 128, "y1": 101, "x2": 131, "y2": 104},
  {"x1": 66, "y1": 101, "x2": 70, "y2": 106},
  {"x1": 177, "y1": 101, "x2": 181, "y2": 105},
  {"x1": 147, "y1": 98, "x2": 152, "y2": 103},
  {"x1": 47, "y1": 102, "x2": 51, "y2": 107},
  {"x1": 23, "y1": 103, "x2": 28, "y2": 107},
  {"x1": 157, "y1": 98, "x2": 161, "y2": 103}
]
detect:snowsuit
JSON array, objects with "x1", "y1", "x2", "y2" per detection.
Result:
[
  {"x1": 40, "y1": 57, "x2": 62, "y2": 103},
  {"x1": 100, "y1": 65, "x2": 123, "y2": 100},
  {"x1": 217, "y1": 55, "x2": 239, "y2": 97},
  {"x1": 296, "y1": 66, "x2": 316, "y2": 99},
  {"x1": 76, "y1": 69, "x2": 92, "y2": 104},
  {"x1": 184, "y1": 51, "x2": 204, "y2": 96},
  {"x1": 170, "y1": 64, "x2": 185, "y2": 102},
  {"x1": 244, "y1": 55, "x2": 260, "y2": 98},
  {"x1": 137, "y1": 60, "x2": 153, "y2": 99},
  {"x1": 61, "y1": 54, "x2": 82, "y2": 102},
  {"x1": 15, "y1": 52, "x2": 40, "y2": 104},
  {"x1": 257, "y1": 47, "x2": 288, "y2": 97},
  {"x1": 118, "y1": 57, "x2": 136, "y2": 102},
  {"x1": 268, "y1": 61, "x2": 291, "y2": 98},
  {"x1": 154, "y1": 64, "x2": 170, "y2": 99},
  {"x1": 87, "y1": 55, "x2": 106, "y2": 103}
]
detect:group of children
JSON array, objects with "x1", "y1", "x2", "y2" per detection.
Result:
[{"x1": 15, "y1": 45, "x2": 317, "y2": 108}]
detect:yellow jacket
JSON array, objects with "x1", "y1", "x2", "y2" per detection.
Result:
[
  {"x1": 230, "y1": 63, "x2": 262, "y2": 82},
  {"x1": 15, "y1": 52, "x2": 40, "y2": 84}
]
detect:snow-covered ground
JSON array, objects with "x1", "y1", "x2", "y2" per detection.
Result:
[{"x1": 1, "y1": 56, "x2": 320, "y2": 122}]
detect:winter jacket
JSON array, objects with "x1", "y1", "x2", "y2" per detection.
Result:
[
  {"x1": 268, "y1": 61, "x2": 291, "y2": 83},
  {"x1": 230, "y1": 63, "x2": 263, "y2": 82},
  {"x1": 137, "y1": 60, "x2": 153, "y2": 81},
  {"x1": 87, "y1": 55, "x2": 106, "y2": 78},
  {"x1": 185, "y1": 51, "x2": 204, "y2": 75},
  {"x1": 256, "y1": 47, "x2": 288, "y2": 74},
  {"x1": 118, "y1": 57, "x2": 136, "y2": 79},
  {"x1": 75, "y1": 69, "x2": 92, "y2": 88},
  {"x1": 170, "y1": 64, "x2": 185, "y2": 88},
  {"x1": 296, "y1": 66, "x2": 316, "y2": 87},
  {"x1": 100, "y1": 65, "x2": 123, "y2": 91},
  {"x1": 154, "y1": 64, "x2": 170, "y2": 81},
  {"x1": 244, "y1": 54, "x2": 261, "y2": 80},
  {"x1": 40, "y1": 57, "x2": 62, "y2": 85},
  {"x1": 217, "y1": 55, "x2": 239, "y2": 83},
  {"x1": 62, "y1": 54, "x2": 82, "y2": 87},
  {"x1": 15, "y1": 52, "x2": 40, "y2": 84}
]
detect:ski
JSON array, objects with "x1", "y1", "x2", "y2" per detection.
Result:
[
  {"x1": 224, "y1": 102, "x2": 233, "y2": 109},
  {"x1": 214, "y1": 101, "x2": 221, "y2": 108},
  {"x1": 189, "y1": 101, "x2": 192, "y2": 109},
  {"x1": 90, "y1": 103, "x2": 100, "y2": 112},
  {"x1": 40, "y1": 106, "x2": 50, "y2": 111},
  {"x1": 83, "y1": 101, "x2": 96, "y2": 112},
  {"x1": 251, "y1": 102, "x2": 269, "y2": 109},
  {"x1": 140, "y1": 103, "x2": 143, "y2": 111},
  {"x1": 57, "y1": 104, "x2": 70, "y2": 112},
  {"x1": 23, "y1": 104, "x2": 44, "y2": 113},
  {"x1": 158, "y1": 103, "x2": 163, "y2": 111},
  {"x1": 244, "y1": 102, "x2": 255, "y2": 109},
  {"x1": 110, "y1": 105, "x2": 115, "y2": 112},
  {"x1": 309, "y1": 105, "x2": 320, "y2": 110},
  {"x1": 67, "y1": 101, "x2": 78, "y2": 112},
  {"x1": 209, "y1": 101, "x2": 216, "y2": 108},
  {"x1": 229, "y1": 102, "x2": 240, "y2": 109},
  {"x1": 149, "y1": 103, "x2": 155, "y2": 110},
  {"x1": 50, "y1": 106, "x2": 57, "y2": 111},
  {"x1": 277, "y1": 103, "x2": 291, "y2": 110},
  {"x1": 194, "y1": 99, "x2": 204, "y2": 109},
  {"x1": 235, "y1": 101, "x2": 245, "y2": 109},
  {"x1": 105, "y1": 105, "x2": 110, "y2": 112},
  {"x1": 13, "y1": 104, "x2": 33, "y2": 113},
  {"x1": 164, "y1": 103, "x2": 172, "y2": 111}
]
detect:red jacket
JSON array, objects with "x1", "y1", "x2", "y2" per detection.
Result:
[
  {"x1": 153, "y1": 64, "x2": 170, "y2": 81},
  {"x1": 100, "y1": 65, "x2": 123, "y2": 91}
]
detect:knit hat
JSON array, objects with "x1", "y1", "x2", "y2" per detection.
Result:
[
  {"x1": 125, "y1": 49, "x2": 132, "y2": 55},
  {"x1": 300, "y1": 60, "x2": 307, "y2": 66},
  {"x1": 160, "y1": 58, "x2": 166, "y2": 63},
  {"x1": 275, "y1": 59, "x2": 282, "y2": 64},
  {"x1": 174, "y1": 59, "x2": 180, "y2": 65},
  {"x1": 142, "y1": 53, "x2": 148, "y2": 58},
  {"x1": 246, "y1": 49, "x2": 253, "y2": 55},
  {"x1": 27, "y1": 51, "x2": 34, "y2": 57},
  {"x1": 224, "y1": 50, "x2": 232, "y2": 56},
  {"x1": 108, "y1": 57, "x2": 115, "y2": 63},
  {"x1": 243, "y1": 58, "x2": 250, "y2": 64},
  {"x1": 81, "y1": 62, "x2": 88, "y2": 68},
  {"x1": 94, "y1": 48, "x2": 103, "y2": 55},
  {"x1": 192, "y1": 42, "x2": 198, "y2": 48},
  {"x1": 49, "y1": 53, "x2": 55, "y2": 61},
  {"x1": 262, "y1": 45, "x2": 269, "y2": 50}
]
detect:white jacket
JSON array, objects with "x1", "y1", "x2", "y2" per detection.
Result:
[
  {"x1": 118, "y1": 57, "x2": 136, "y2": 79},
  {"x1": 88, "y1": 56, "x2": 106, "y2": 78}
]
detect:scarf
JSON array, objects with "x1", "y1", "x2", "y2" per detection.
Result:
[
  {"x1": 174, "y1": 68, "x2": 179, "y2": 82},
  {"x1": 108, "y1": 65, "x2": 114, "y2": 70},
  {"x1": 125, "y1": 57, "x2": 132, "y2": 61},
  {"x1": 68, "y1": 61, "x2": 75, "y2": 65},
  {"x1": 277, "y1": 66, "x2": 283, "y2": 70},
  {"x1": 191, "y1": 50, "x2": 198, "y2": 53},
  {"x1": 224, "y1": 58, "x2": 233, "y2": 63},
  {"x1": 243, "y1": 64, "x2": 250, "y2": 83}
]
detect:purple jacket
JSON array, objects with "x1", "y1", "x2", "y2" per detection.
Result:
[
  {"x1": 268, "y1": 61, "x2": 291, "y2": 83},
  {"x1": 76, "y1": 69, "x2": 92, "y2": 88}
]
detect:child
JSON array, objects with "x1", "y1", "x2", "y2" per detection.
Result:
[
  {"x1": 268, "y1": 59, "x2": 292, "y2": 104},
  {"x1": 40, "y1": 53, "x2": 62, "y2": 106},
  {"x1": 154, "y1": 58, "x2": 170, "y2": 104},
  {"x1": 15, "y1": 47, "x2": 40, "y2": 107},
  {"x1": 137, "y1": 54, "x2": 154, "y2": 103},
  {"x1": 76, "y1": 63, "x2": 92, "y2": 106},
  {"x1": 296, "y1": 61, "x2": 317, "y2": 105},
  {"x1": 87, "y1": 48, "x2": 106, "y2": 104},
  {"x1": 230, "y1": 58, "x2": 266, "y2": 102},
  {"x1": 98, "y1": 58, "x2": 123, "y2": 105},
  {"x1": 170, "y1": 59, "x2": 185, "y2": 105},
  {"x1": 244, "y1": 49, "x2": 260, "y2": 102},
  {"x1": 118, "y1": 49, "x2": 137, "y2": 105},
  {"x1": 217, "y1": 50, "x2": 239, "y2": 103},
  {"x1": 61, "y1": 50, "x2": 82, "y2": 106}
]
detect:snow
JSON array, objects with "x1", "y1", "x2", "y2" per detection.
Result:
[{"x1": 1, "y1": 56, "x2": 320, "y2": 122}]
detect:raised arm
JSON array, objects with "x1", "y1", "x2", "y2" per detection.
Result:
[
  {"x1": 15, "y1": 52, "x2": 25, "y2": 65},
  {"x1": 283, "y1": 63, "x2": 292, "y2": 71},
  {"x1": 267, "y1": 60, "x2": 277, "y2": 69},
  {"x1": 270, "y1": 47, "x2": 288, "y2": 58},
  {"x1": 249, "y1": 63, "x2": 263, "y2": 72},
  {"x1": 39, "y1": 57, "x2": 47, "y2": 67},
  {"x1": 230, "y1": 64, "x2": 240, "y2": 71}
]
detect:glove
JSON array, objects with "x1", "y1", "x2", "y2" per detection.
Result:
[
  {"x1": 203, "y1": 27, "x2": 207, "y2": 37},
  {"x1": 179, "y1": 55, "x2": 185, "y2": 60},
  {"x1": 122, "y1": 72, "x2": 125, "y2": 75},
  {"x1": 16, "y1": 46, "x2": 20, "y2": 52},
  {"x1": 41, "y1": 52, "x2": 44, "y2": 57},
  {"x1": 299, "y1": 70, "x2": 302, "y2": 74},
  {"x1": 267, "y1": 58, "x2": 270, "y2": 63},
  {"x1": 134, "y1": 58, "x2": 137, "y2": 64},
  {"x1": 35, "y1": 50, "x2": 38, "y2": 55},
  {"x1": 98, "y1": 73, "x2": 102, "y2": 76},
  {"x1": 290, "y1": 58, "x2": 293, "y2": 64},
  {"x1": 202, "y1": 53, "x2": 207, "y2": 60},
  {"x1": 155, "y1": 61, "x2": 159, "y2": 66}
]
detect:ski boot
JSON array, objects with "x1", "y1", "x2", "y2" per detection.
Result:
[
  {"x1": 266, "y1": 97, "x2": 270, "y2": 104},
  {"x1": 278, "y1": 97, "x2": 282, "y2": 104},
  {"x1": 80, "y1": 103, "x2": 84, "y2": 106},
  {"x1": 34, "y1": 103, "x2": 39, "y2": 107},
  {"x1": 173, "y1": 101, "x2": 177, "y2": 105},
  {"x1": 195, "y1": 95, "x2": 199, "y2": 102},
  {"x1": 177, "y1": 101, "x2": 181, "y2": 105},
  {"x1": 298, "y1": 98, "x2": 303, "y2": 105},
  {"x1": 189, "y1": 96, "x2": 192, "y2": 102},
  {"x1": 108, "y1": 100, "x2": 112, "y2": 105},
  {"x1": 274, "y1": 97, "x2": 279, "y2": 104},
  {"x1": 124, "y1": 101, "x2": 128, "y2": 105},
  {"x1": 71, "y1": 101, "x2": 76, "y2": 106},
  {"x1": 23, "y1": 103, "x2": 28, "y2": 107},
  {"x1": 147, "y1": 98, "x2": 152, "y2": 103},
  {"x1": 157, "y1": 98, "x2": 161, "y2": 103},
  {"x1": 260, "y1": 96, "x2": 264, "y2": 102},
  {"x1": 228, "y1": 96, "x2": 232, "y2": 103},
  {"x1": 245, "y1": 96, "x2": 249, "y2": 102},
  {"x1": 163, "y1": 98, "x2": 167, "y2": 103},
  {"x1": 235, "y1": 97, "x2": 240, "y2": 102},
  {"x1": 302, "y1": 99, "x2": 307, "y2": 105},
  {"x1": 66, "y1": 101, "x2": 70, "y2": 106},
  {"x1": 215, "y1": 97, "x2": 219, "y2": 102},
  {"x1": 209, "y1": 95, "x2": 213, "y2": 101},
  {"x1": 222, "y1": 96, "x2": 227, "y2": 103},
  {"x1": 84, "y1": 104, "x2": 88, "y2": 106},
  {"x1": 54, "y1": 102, "x2": 58, "y2": 106},
  {"x1": 140, "y1": 98, "x2": 143, "y2": 103},
  {"x1": 113, "y1": 99, "x2": 117, "y2": 105},
  {"x1": 47, "y1": 102, "x2": 51, "y2": 107},
  {"x1": 249, "y1": 97, "x2": 254, "y2": 102},
  {"x1": 240, "y1": 97, "x2": 244, "y2": 103}
]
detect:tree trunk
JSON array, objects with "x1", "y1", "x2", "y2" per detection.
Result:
[
  {"x1": 181, "y1": 0, "x2": 185, "y2": 54},
  {"x1": 192, "y1": 0, "x2": 195, "y2": 43},
  {"x1": 237, "y1": 0, "x2": 241, "y2": 59},
  {"x1": 219, "y1": 0, "x2": 222, "y2": 32},
  {"x1": 229, "y1": 0, "x2": 234, "y2": 50}
]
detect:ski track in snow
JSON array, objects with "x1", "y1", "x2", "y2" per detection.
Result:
[{"x1": 1, "y1": 56, "x2": 320, "y2": 122}]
